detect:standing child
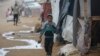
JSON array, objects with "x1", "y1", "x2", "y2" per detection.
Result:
[
  {"x1": 12, "y1": 3, "x2": 20, "y2": 26},
  {"x1": 38, "y1": 15, "x2": 56, "y2": 56}
]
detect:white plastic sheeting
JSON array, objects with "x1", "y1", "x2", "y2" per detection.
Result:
[
  {"x1": 51, "y1": 0, "x2": 73, "y2": 42},
  {"x1": 51, "y1": 0, "x2": 60, "y2": 25},
  {"x1": 62, "y1": 15, "x2": 73, "y2": 42},
  {"x1": 59, "y1": 44, "x2": 80, "y2": 56}
]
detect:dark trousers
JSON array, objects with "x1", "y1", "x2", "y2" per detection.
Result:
[
  {"x1": 44, "y1": 36, "x2": 54, "y2": 55},
  {"x1": 13, "y1": 14, "x2": 18, "y2": 25}
]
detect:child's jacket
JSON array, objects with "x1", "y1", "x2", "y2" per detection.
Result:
[{"x1": 41, "y1": 21, "x2": 56, "y2": 36}]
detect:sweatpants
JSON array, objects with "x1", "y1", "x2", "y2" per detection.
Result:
[
  {"x1": 13, "y1": 14, "x2": 19, "y2": 25},
  {"x1": 44, "y1": 36, "x2": 54, "y2": 55}
]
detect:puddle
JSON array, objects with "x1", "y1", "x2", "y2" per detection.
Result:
[
  {"x1": 0, "y1": 49, "x2": 9, "y2": 56},
  {"x1": 0, "y1": 29, "x2": 42, "y2": 56}
]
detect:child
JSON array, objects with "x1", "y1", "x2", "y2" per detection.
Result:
[
  {"x1": 38, "y1": 15, "x2": 56, "y2": 56},
  {"x1": 12, "y1": 3, "x2": 20, "y2": 26}
]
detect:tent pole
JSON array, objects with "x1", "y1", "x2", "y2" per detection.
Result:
[{"x1": 73, "y1": 0, "x2": 79, "y2": 47}]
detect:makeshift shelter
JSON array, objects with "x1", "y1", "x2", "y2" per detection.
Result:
[
  {"x1": 91, "y1": 0, "x2": 100, "y2": 46},
  {"x1": 51, "y1": 0, "x2": 100, "y2": 55}
]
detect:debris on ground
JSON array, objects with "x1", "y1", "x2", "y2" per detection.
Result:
[{"x1": 58, "y1": 44, "x2": 80, "y2": 56}]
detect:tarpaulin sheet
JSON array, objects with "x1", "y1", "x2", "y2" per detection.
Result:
[
  {"x1": 73, "y1": 0, "x2": 91, "y2": 55},
  {"x1": 58, "y1": 0, "x2": 75, "y2": 27},
  {"x1": 56, "y1": 0, "x2": 70, "y2": 42},
  {"x1": 56, "y1": 0, "x2": 75, "y2": 42}
]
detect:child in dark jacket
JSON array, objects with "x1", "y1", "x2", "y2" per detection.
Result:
[{"x1": 38, "y1": 15, "x2": 56, "y2": 56}]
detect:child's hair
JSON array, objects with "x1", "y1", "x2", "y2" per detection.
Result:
[{"x1": 47, "y1": 14, "x2": 53, "y2": 19}]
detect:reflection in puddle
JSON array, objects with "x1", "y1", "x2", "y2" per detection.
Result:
[{"x1": 0, "y1": 30, "x2": 42, "y2": 56}]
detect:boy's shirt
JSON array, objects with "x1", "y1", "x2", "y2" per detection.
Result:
[
  {"x1": 12, "y1": 6, "x2": 20, "y2": 15},
  {"x1": 41, "y1": 21, "x2": 56, "y2": 36}
]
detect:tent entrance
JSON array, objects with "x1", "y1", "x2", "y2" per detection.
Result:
[{"x1": 91, "y1": 17, "x2": 100, "y2": 47}]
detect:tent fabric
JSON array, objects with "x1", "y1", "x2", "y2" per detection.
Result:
[
  {"x1": 62, "y1": 15, "x2": 73, "y2": 42},
  {"x1": 51, "y1": 0, "x2": 91, "y2": 54},
  {"x1": 57, "y1": 0, "x2": 75, "y2": 29},
  {"x1": 73, "y1": 0, "x2": 91, "y2": 55},
  {"x1": 57, "y1": 0, "x2": 70, "y2": 31},
  {"x1": 56, "y1": 0, "x2": 70, "y2": 42},
  {"x1": 51, "y1": 0, "x2": 60, "y2": 25},
  {"x1": 68, "y1": 0, "x2": 75, "y2": 16},
  {"x1": 77, "y1": 18, "x2": 91, "y2": 54},
  {"x1": 56, "y1": 0, "x2": 75, "y2": 42}
]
